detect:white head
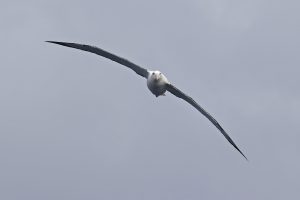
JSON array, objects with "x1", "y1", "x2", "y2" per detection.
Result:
[{"x1": 149, "y1": 70, "x2": 162, "y2": 81}]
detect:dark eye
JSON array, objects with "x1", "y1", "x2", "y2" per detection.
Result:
[
  {"x1": 159, "y1": 72, "x2": 162, "y2": 75},
  {"x1": 152, "y1": 72, "x2": 155, "y2": 75}
]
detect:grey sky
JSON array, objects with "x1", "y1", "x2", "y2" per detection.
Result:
[{"x1": 1, "y1": 0, "x2": 300, "y2": 199}]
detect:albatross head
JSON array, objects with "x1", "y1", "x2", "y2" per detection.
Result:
[{"x1": 150, "y1": 70, "x2": 163, "y2": 81}]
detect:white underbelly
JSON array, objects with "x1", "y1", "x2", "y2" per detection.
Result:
[{"x1": 147, "y1": 78, "x2": 167, "y2": 96}]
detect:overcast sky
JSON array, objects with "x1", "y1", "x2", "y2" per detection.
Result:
[{"x1": 1, "y1": 0, "x2": 300, "y2": 199}]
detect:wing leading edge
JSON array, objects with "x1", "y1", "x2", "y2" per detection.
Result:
[
  {"x1": 46, "y1": 41, "x2": 149, "y2": 78},
  {"x1": 166, "y1": 83, "x2": 247, "y2": 160}
]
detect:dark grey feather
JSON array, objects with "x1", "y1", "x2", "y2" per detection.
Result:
[
  {"x1": 166, "y1": 83, "x2": 247, "y2": 160},
  {"x1": 46, "y1": 41, "x2": 149, "y2": 78}
]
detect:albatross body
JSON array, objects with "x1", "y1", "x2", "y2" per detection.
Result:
[
  {"x1": 147, "y1": 71, "x2": 169, "y2": 97},
  {"x1": 46, "y1": 41, "x2": 247, "y2": 160}
]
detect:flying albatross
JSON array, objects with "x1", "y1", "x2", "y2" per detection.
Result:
[{"x1": 46, "y1": 41, "x2": 247, "y2": 160}]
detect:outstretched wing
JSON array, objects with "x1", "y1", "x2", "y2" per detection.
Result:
[
  {"x1": 46, "y1": 41, "x2": 149, "y2": 78},
  {"x1": 166, "y1": 83, "x2": 247, "y2": 160}
]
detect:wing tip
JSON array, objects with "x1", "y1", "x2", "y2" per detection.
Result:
[
  {"x1": 220, "y1": 129, "x2": 248, "y2": 161},
  {"x1": 237, "y1": 148, "x2": 248, "y2": 161},
  {"x1": 231, "y1": 142, "x2": 248, "y2": 161},
  {"x1": 45, "y1": 41, "x2": 64, "y2": 45},
  {"x1": 45, "y1": 41, "x2": 76, "y2": 49}
]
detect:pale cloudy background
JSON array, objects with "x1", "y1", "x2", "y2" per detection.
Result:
[{"x1": 1, "y1": 0, "x2": 299, "y2": 199}]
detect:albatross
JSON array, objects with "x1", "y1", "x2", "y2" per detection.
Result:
[{"x1": 46, "y1": 41, "x2": 247, "y2": 160}]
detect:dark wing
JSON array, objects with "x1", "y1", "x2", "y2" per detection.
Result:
[
  {"x1": 166, "y1": 83, "x2": 247, "y2": 160},
  {"x1": 46, "y1": 41, "x2": 149, "y2": 78}
]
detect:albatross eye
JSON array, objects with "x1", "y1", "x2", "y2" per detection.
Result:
[{"x1": 152, "y1": 72, "x2": 155, "y2": 75}]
